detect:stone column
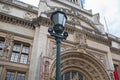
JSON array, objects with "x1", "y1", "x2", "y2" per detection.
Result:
[
  {"x1": 28, "y1": 26, "x2": 40, "y2": 80},
  {"x1": 28, "y1": 25, "x2": 48, "y2": 80},
  {"x1": 107, "y1": 47, "x2": 114, "y2": 80}
]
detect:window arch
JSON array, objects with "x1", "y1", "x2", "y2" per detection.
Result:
[{"x1": 62, "y1": 71, "x2": 83, "y2": 80}]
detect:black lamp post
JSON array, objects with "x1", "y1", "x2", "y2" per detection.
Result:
[{"x1": 48, "y1": 11, "x2": 68, "y2": 80}]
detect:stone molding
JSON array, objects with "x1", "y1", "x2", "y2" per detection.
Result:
[
  {"x1": 0, "y1": 12, "x2": 35, "y2": 29},
  {"x1": 0, "y1": 4, "x2": 12, "y2": 14},
  {"x1": 50, "y1": 50, "x2": 110, "y2": 80},
  {"x1": 0, "y1": 0, "x2": 38, "y2": 14}
]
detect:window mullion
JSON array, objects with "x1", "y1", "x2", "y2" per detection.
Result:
[
  {"x1": 18, "y1": 44, "x2": 23, "y2": 63},
  {"x1": 63, "y1": 74, "x2": 65, "y2": 80},
  {"x1": 70, "y1": 71, "x2": 72, "y2": 80},
  {"x1": 14, "y1": 71, "x2": 17, "y2": 80},
  {"x1": 1, "y1": 67, "x2": 6, "y2": 80},
  {"x1": 27, "y1": 45, "x2": 31, "y2": 64}
]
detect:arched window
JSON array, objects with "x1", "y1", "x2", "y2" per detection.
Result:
[{"x1": 62, "y1": 71, "x2": 83, "y2": 80}]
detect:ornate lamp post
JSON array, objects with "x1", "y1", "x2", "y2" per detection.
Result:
[{"x1": 48, "y1": 11, "x2": 68, "y2": 80}]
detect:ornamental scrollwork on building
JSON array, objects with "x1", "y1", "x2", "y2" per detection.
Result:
[
  {"x1": 75, "y1": 32, "x2": 87, "y2": 48},
  {"x1": 67, "y1": 15, "x2": 81, "y2": 25},
  {"x1": 44, "y1": 61, "x2": 50, "y2": 80},
  {"x1": 48, "y1": 40, "x2": 74, "y2": 59},
  {"x1": 0, "y1": 4, "x2": 11, "y2": 13},
  {"x1": 24, "y1": 12, "x2": 37, "y2": 21},
  {"x1": 89, "y1": 52, "x2": 107, "y2": 67},
  {"x1": 2, "y1": 33, "x2": 14, "y2": 59}
]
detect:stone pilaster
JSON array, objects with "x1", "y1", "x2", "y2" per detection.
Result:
[
  {"x1": 28, "y1": 26, "x2": 40, "y2": 80},
  {"x1": 28, "y1": 25, "x2": 48, "y2": 80},
  {"x1": 107, "y1": 47, "x2": 114, "y2": 80}
]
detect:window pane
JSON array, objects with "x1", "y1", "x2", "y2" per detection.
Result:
[
  {"x1": 65, "y1": 72, "x2": 70, "y2": 80},
  {"x1": 13, "y1": 44, "x2": 21, "y2": 52},
  {"x1": 10, "y1": 52, "x2": 19, "y2": 62},
  {"x1": 22, "y1": 46, "x2": 29, "y2": 53},
  {"x1": 63, "y1": 71, "x2": 83, "y2": 80},
  {"x1": 72, "y1": 71, "x2": 77, "y2": 78},
  {"x1": 5, "y1": 71, "x2": 15, "y2": 80},
  {"x1": 0, "y1": 49, "x2": 2, "y2": 55},
  {"x1": 20, "y1": 54, "x2": 28, "y2": 64},
  {"x1": 0, "y1": 41, "x2": 4, "y2": 48},
  {"x1": 78, "y1": 73, "x2": 83, "y2": 80},
  {"x1": 17, "y1": 73, "x2": 25, "y2": 80}
]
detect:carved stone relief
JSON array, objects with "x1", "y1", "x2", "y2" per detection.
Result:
[
  {"x1": 0, "y1": 4, "x2": 11, "y2": 13},
  {"x1": 75, "y1": 32, "x2": 87, "y2": 48},
  {"x1": 44, "y1": 61, "x2": 50, "y2": 80},
  {"x1": 50, "y1": 52, "x2": 110, "y2": 80},
  {"x1": 48, "y1": 40, "x2": 74, "y2": 59},
  {"x1": 67, "y1": 15, "x2": 81, "y2": 25},
  {"x1": 89, "y1": 51, "x2": 107, "y2": 67},
  {"x1": 24, "y1": 12, "x2": 36, "y2": 21},
  {"x1": 2, "y1": 33, "x2": 14, "y2": 59}
]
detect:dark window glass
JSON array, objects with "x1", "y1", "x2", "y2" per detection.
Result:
[
  {"x1": 78, "y1": 73, "x2": 83, "y2": 80},
  {"x1": 72, "y1": 71, "x2": 77, "y2": 78},
  {"x1": 13, "y1": 44, "x2": 21, "y2": 52},
  {"x1": 0, "y1": 40, "x2": 4, "y2": 48},
  {"x1": 10, "y1": 52, "x2": 19, "y2": 62},
  {"x1": 20, "y1": 54, "x2": 28, "y2": 64},
  {"x1": 5, "y1": 72, "x2": 15, "y2": 80},
  {"x1": 0, "y1": 40, "x2": 4, "y2": 55},
  {"x1": 22, "y1": 46, "x2": 29, "y2": 53},
  {"x1": 17, "y1": 73, "x2": 25, "y2": 80},
  {"x1": 65, "y1": 72, "x2": 70, "y2": 80},
  {"x1": 62, "y1": 71, "x2": 83, "y2": 80},
  {"x1": 10, "y1": 43, "x2": 30, "y2": 64}
]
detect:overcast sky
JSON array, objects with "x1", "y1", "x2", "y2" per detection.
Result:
[{"x1": 19, "y1": 0, "x2": 120, "y2": 38}]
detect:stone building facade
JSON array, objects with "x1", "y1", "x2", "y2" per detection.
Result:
[{"x1": 0, "y1": 0, "x2": 120, "y2": 80}]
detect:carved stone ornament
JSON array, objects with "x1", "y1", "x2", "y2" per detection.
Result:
[
  {"x1": 75, "y1": 32, "x2": 87, "y2": 48},
  {"x1": 50, "y1": 52, "x2": 110, "y2": 80},
  {"x1": 44, "y1": 61, "x2": 50, "y2": 80},
  {"x1": 67, "y1": 15, "x2": 81, "y2": 25},
  {"x1": 89, "y1": 51, "x2": 107, "y2": 67},
  {"x1": 2, "y1": 33, "x2": 14, "y2": 58},
  {"x1": 24, "y1": 12, "x2": 36, "y2": 21},
  {"x1": 0, "y1": 4, "x2": 11, "y2": 13},
  {"x1": 48, "y1": 40, "x2": 74, "y2": 59}
]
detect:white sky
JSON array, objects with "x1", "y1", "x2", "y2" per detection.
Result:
[{"x1": 19, "y1": 0, "x2": 120, "y2": 37}]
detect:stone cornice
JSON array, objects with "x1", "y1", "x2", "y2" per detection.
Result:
[
  {"x1": 87, "y1": 46, "x2": 108, "y2": 54},
  {"x1": 32, "y1": 16, "x2": 52, "y2": 27},
  {"x1": 0, "y1": 0, "x2": 38, "y2": 14},
  {"x1": 0, "y1": 12, "x2": 35, "y2": 30},
  {"x1": 75, "y1": 27, "x2": 109, "y2": 45},
  {"x1": 110, "y1": 47, "x2": 120, "y2": 54},
  {"x1": 108, "y1": 34, "x2": 120, "y2": 43},
  {"x1": 0, "y1": 59, "x2": 29, "y2": 71},
  {"x1": 85, "y1": 30, "x2": 109, "y2": 45}
]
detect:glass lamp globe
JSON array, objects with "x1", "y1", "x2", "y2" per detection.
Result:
[{"x1": 51, "y1": 11, "x2": 67, "y2": 34}]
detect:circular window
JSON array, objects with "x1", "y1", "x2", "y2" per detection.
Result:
[{"x1": 62, "y1": 71, "x2": 83, "y2": 80}]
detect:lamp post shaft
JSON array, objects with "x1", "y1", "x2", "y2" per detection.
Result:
[{"x1": 56, "y1": 37, "x2": 61, "y2": 80}]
